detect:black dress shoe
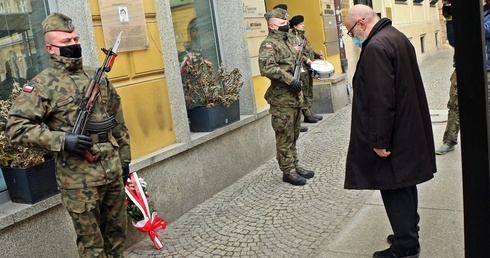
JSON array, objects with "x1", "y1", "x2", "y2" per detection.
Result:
[
  {"x1": 313, "y1": 114, "x2": 323, "y2": 120},
  {"x1": 296, "y1": 167, "x2": 315, "y2": 179},
  {"x1": 283, "y1": 172, "x2": 306, "y2": 185},
  {"x1": 300, "y1": 126, "x2": 308, "y2": 132},
  {"x1": 373, "y1": 246, "x2": 420, "y2": 258},
  {"x1": 304, "y1": 115, "x2": 318, "y2": 123}
]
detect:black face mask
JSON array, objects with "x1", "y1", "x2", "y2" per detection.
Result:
[
  {"x1": 278, "y1": 24, "x2": 289, "y2": 33},
  {"x1": 51, "y1": 44, "x2": 82, "y2": 58}
]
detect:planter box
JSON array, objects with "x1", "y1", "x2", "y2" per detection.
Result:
[
  {"x1": 187, "y1": 101, "x2": 240, "y2": 132},
  {"x1": 2, "y1": 159, "x2": 58, "y2": 204}
]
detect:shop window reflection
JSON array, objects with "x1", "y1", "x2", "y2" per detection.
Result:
[
  {"x1": 0, "y1": 0, "x2": 48, "y2": 198},
  {"x1": 171, "y1": 0, "x2": 221, "y2": 108}
]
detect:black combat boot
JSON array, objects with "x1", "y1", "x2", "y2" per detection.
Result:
[
  {"x1": 300, "y1": 126, "x2": 308, "y2": 132},
  {"x1": 296, "y1": 167, "x2": 315, "y2": 179},
  {"x1": 283, "y1": 171, "x2": 306, "y2": 185},
  {"x1": 304, "y1": 115, "x2": 318, "y2": 123},
  {"x1": 313, "y1": 114, "x2": 323, "y2": 121}
]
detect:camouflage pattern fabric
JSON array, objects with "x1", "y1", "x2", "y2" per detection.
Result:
[
  {"x1": 6, "y1": 54, "x2": 131, "y2": 257},
  {"x1": 270, "y1": 105, "x2": 301, "y2": 173},
  {"x1": 292, "y1": 29, "x2": 319, "y2": 117},
  {"x1": 258, "y1": 29, "x2": 301, "y2": 108},
  {"x1": 61, "y1": 178, "x2": 127, "y2": 258},
  {"x1": 264, "y1": 8, "x2": 288, "y2": 21},
  {"x1": 442, "y1": 69, "x2": 459, "y2": 146},
  {"x1": 7, "y1": 54, "x2": 131, "y2": 189},
  {"x1": 259, "y1": 27, "x2": 303, "y2": 174},
  {"x1": 42, "y1": 13, "x2": 75, "y2": 33}
]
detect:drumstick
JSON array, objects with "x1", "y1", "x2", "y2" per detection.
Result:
[{"x1": 320, "y1": 50, "x2": 325, "y2": 60}]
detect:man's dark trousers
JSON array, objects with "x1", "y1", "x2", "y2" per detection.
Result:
[{"x1": 380, "y1": 185, "x2": 420, "y2": 250}]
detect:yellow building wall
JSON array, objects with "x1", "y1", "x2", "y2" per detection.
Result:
[
  {"x1": 392, "y1": 3, "x2": 412, "y2": 24},
  {"x1": 253, "y1": 0, "x2": 342, "y2": 108},
  {"x1": 172, "y1": 5, "x2": 196, "y2": 52},
  {"x1": 265, "y1": 0, "x2": 331, "y2": 66},
  {"x1": 254, "y1": 76, "x2": 270, "y2": 108},
  {"x1": 412, "y1": 5, "x2": 426, "y2": 22},
  {"x1": 90, "y1": 0, "x2": 176, "y2": 159}
]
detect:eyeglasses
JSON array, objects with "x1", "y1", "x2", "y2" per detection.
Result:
[{"x1": 347, "y1": 18, "x2": 365, "y2": 38}]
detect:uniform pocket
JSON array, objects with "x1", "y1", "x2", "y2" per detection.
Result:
[{"x1": 60, "y1": 188, "x2": 98, "y2": 214}]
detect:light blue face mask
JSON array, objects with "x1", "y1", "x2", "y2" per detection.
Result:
[{"x1": 352, "y1": 36, "x2": 365, "y2": 48}]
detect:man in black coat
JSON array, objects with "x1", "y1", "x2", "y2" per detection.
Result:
[{"x1": 344, "y1": 5, "x2": 436, "y2": 258}]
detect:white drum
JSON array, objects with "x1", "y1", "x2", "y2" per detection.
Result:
[{"x1": 310, "y1": 60, "x2": 334, "y2": 81}]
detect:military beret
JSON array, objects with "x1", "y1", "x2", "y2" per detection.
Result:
[
  {"x1": 273, "y1": 4, "x2": 288, "y2": 10},
  {"x1": 264, "y1": 8, "x2": 288, "y2": 21},
  {"x1": 42, "y1": 13, "x2": 75, "y2": 34},
  {"x1": 289, "y1": 15, "x2": 304, "y2": 27}
]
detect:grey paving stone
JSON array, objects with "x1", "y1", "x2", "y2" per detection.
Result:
[{"x1": 125, "y1": 48, "x2": 460, "y2": 258}]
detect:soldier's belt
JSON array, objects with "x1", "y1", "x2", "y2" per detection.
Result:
[
  {"x1": 90, "y1": 130, "x2": 111, "y2": 143},
  {"x1": 270, "y1": 80, "x2": 288, "y2": 87},
  {"x1": 86, "y1": 116, "x2": 117, "y2": 133}
]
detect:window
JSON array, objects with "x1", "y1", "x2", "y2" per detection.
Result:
[
  {"x1": 430, "y1": 0, "x2": 438, "y2": 6},
  {"x1": 413, "y1": 0, "x2": 424, "y2": 3},
  {"x1": 420, "y1": 34, "x2": 426, "y2": 53},
  {"x1": 0, "y1": 0, "x2": 50, "y2": 203},
  {"x1": 171, "y1": 0, "x2": 220, "y2": 79},
  {"x1": 354, "y1": 0, "x2": 373, "y2": 7},
  {"x1": 435, "y1": 31, "x2": 439, "y2": 48}
]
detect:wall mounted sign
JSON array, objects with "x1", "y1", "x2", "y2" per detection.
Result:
[{"x1": 98, "y1": 0, "x2": 149, "y2": 52}]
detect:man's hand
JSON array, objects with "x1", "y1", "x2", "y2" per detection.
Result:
[
  {"x1": 289, "y1": 79, "x2": 302, "y2": 93},
  {"x1": 64, "y1": 132, "x2": 93, "y2": 155},
  {"x1": 319, "y1": 52, "x2": 325, "y2": 59},
  {"x1": 121, "y1": 162, "x2": 130, "y2": 184},
  {"x1": 374, "y1": 148, "x2": 391, "y2": 158}
]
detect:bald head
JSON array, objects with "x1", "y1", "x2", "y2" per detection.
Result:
[{"x1": 344, "y1": 4, "x2": 379, "y2": 39}]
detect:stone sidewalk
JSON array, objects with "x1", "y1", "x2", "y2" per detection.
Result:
[{"x1": 126, "y1": 48, "x2": 461, "y2": 257}]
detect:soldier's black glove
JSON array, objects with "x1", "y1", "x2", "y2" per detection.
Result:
[
  {"x1": 289, "y1": 79, "x2": 302, "y2": 93},
  {"x1": 121, "y1": 162, "x2": 130, "y2": 184},
  {"x1": 64, "y1": 132, "x2": 93, "y2": 155}
]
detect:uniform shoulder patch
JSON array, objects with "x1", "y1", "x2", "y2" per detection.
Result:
[{"x1": 23, "y1": 84, "x2": 34, "y2": 93}]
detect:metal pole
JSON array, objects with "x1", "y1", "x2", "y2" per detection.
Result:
[{"x1": 452, "y1": 0, "x2": 490, "y2": 256}]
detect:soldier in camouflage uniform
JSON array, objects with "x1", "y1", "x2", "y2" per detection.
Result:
[
  {"x1": 435, "y1": 70, "x2": 458, "y2": 155},
  {"x1": 437, "y1": 0, "x2": 490, "y2": 154},
  {"x1": 259, "y1": 8, "x2": 315, "y2": 186},
  {"x1": 6, "y1": 13, "x2": 131, "y2": 257},
  {"x1": 289, "y1": 15, "x2": 325, "y2": 124}
]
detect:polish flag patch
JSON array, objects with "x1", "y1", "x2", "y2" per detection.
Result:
[{"x1": 23, "y1": 84, "x2": 34, "y2": 93}]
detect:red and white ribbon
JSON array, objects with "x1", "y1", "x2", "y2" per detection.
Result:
[{"x1": 125, "y1": 172, "x2": 167, "y2": 250}]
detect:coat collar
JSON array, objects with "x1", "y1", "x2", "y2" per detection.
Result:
[{"x1": 361, "y1": 18, "x2": 392, "y2": 49}]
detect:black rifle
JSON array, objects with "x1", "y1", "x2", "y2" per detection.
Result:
[
  {"x1": 72, "y1": 32, "x2": 122, "y2": 162},
  {"x1": 293, "y1": 35, "x2": 307, "y2": 94}
]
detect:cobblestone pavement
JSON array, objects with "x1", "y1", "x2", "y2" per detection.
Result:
[{"x1": 125, "y1": 48, "x2": 455, "y2": 258}]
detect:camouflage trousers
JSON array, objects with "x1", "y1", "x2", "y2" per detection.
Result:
[
  {"x1": 270, "y1": 105, "x2": 301, "y2": 173},
  {"x1": 60, "y1": 178, "x2": 127, "y2": 258},
  {"x1": 300, "y1": 72, "x2": 314, "y2": 117},
  {"x1": 442, "y1": 70, "x2": 459, "y2": 146},
  {"x1": 442, "y1": 70, "x2": 490, "y2": 146}
]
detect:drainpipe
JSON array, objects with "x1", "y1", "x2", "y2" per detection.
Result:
[{"x1": 333, "y1": 0, "x2": 347, "y2": 73}]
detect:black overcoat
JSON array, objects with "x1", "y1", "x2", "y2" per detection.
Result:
[{"x1": 345, "y1": 18, "x2": 437, "y2": 190}]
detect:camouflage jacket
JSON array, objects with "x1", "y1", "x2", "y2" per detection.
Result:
[
  {"x1": 6, "y1": 55, "x2": 131, "y2": 190},
  {"x1": 291, "y1": 29, "x2": 320, "y2": 61},
  {"x1": 291, "y1": 29, "x2": 321, "y2": 70},
  {"x1": 259, "y1": 29, "x2": 301, "y2": 108}
]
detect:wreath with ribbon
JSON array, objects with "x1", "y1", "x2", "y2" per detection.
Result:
[{"x1": 125, "y1": 172, "x2": 167, "y2": 249}]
